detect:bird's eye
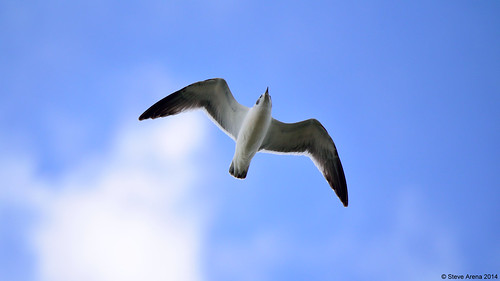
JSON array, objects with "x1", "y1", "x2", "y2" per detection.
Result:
[{"x1": 256, "y1": 99, "x2": 260, "y2": 105}]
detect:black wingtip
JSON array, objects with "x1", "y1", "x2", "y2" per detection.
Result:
[
  {"x1": 138, "y1": 113, "x2": 148, "y2": 121},
  {"x1": 137, "y1": 97, "x2": 171, "y2": 121},
  {"x1": 338, "y1": 182, "x2": 348, "y2": 208},
  {"x1": 328, "y1": 165, "x2": 348, "y2": 207},
  {"x1": 138, "y1": 114, "x2": 149, "y2": 121},
  {"x1": 138, "y1": 106, "x2": 153, "y2": 121},
  {"x1": 334, "y1": 187, "x2": 348, "y2": 207}
]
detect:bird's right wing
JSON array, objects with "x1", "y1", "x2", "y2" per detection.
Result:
[
  {"x1": 139, "y1": 78, "x2": 249, "y2": 140},
  {"x1": 260, "y1": 118, "x2": 348, "y2": 207}
]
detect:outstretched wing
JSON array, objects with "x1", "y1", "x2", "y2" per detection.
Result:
[
  {"x1": 139, "y1": 78, "x2": 249, "y2": 140},
  {"x1": 259, "y1": 118, "x2": 348, "y2": 207}
]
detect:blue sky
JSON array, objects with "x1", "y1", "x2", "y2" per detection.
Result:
[{"x1": 1, "y1": 0, "x2": 499, "y2": 280}]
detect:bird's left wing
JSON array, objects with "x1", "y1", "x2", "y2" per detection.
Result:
[
  {"x1": 139, "y1": 78, "x2": 249, "y2": 140},
  {"x1": 259, "y1": 118, "x2": 348, "y2": 207}
]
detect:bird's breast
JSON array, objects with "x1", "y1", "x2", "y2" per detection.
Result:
[{"x1": 235, "y1": 107, "x2": 272, "y2": 154}]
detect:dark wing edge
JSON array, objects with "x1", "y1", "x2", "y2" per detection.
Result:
[
  {"x1": 260, "y1": 118, "x2": 348, "y2": 207},
  {"x1": 139, "y1": 78, "x2": 220, "y2": 121},
  {"x1": 138, "y1": 78, "x2": 249, "y2": 140}
]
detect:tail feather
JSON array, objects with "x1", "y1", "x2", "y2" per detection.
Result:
[{"x1": 229, "y1": 162, "x2": 248, "y2": 179}]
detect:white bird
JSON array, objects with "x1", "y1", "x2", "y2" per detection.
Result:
[{"x1": 139, "y1": 78, "x2": 348, "y2": 207}]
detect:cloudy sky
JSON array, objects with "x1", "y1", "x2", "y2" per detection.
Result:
[{"x1": 1, "y1": 1, "x2": 499, "y2": 280}]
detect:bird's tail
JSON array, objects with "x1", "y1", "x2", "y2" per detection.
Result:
[{"x1": 229, "y1": 161, "x2": 248, "y2": 179}]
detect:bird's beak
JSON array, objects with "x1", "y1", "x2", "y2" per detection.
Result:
[{"x1": 265, "y1": 87, "x2": 269, "y2": 96}]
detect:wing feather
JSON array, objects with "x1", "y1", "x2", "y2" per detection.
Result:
[
  {"x1": 139, "y1": 78, "x2": 249, "y2": 140},
  {"x1": 260, "y1": 118, "x2": 348, "y2": 207}
]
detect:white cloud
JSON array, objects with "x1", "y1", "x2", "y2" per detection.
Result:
[{"x1": 1, "y1": 112, "x2": 209, "y2": 281}]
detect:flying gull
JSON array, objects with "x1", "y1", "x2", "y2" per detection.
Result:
[{"x1": 139, "y1": 78, "x2": 348, "y2": 207}]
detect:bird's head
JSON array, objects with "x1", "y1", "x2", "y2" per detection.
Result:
[{"x1": 255, "y1": 87, "x2": 272, "y2": 108}]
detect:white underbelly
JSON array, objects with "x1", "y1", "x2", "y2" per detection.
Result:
[{"x1": 235, "y1": 108, "x2": 271, "y2": 160}]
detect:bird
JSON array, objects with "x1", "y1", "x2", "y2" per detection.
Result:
[{"x1": 139, "y1": 78, "x2": 348, "y2": 207}]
